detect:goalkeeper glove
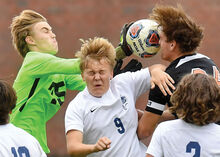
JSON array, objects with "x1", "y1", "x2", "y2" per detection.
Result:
[{"x1": 115, "y1": 22, "x2": 134, "y2": 60}]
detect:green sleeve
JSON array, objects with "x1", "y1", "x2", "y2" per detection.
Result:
[{"x1": 22, "y1": 52, "x2": 81, "y2": 76}]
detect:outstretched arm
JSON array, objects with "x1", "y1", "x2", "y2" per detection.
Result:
[{"x1": 66, "y1": 130, "x2": 111, "y2": 157}]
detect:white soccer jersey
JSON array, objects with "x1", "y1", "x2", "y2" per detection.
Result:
[
  {"x1": 0, "y1": 123, "x2": 47, "y2": 157},
  {"x1": 65, "y1": 68, "x2": 151, "y2": 157},
  {"x1": 147, "y1": 119, "x2": 220, "y2": 157}
]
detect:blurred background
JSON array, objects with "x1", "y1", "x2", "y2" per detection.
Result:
[{"x1": 0, "y1": 0, "x2": 219, "y2": 156}]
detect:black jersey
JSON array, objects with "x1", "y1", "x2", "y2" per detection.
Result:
[{"x1": 146, "y1": 53, "x2": 220, "y2": 115}]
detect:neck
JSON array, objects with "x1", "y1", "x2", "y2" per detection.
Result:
[{"x1": 170, "y1": 51, "x2": 195, "y2": 62}]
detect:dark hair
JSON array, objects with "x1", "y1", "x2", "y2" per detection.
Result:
[
  {"x1": 150, "y1": 5, "x2": 204, "y2": 53},
  {"x1": 0, "y1": 80, "x2": 17, "y2": 124},
  {"x1": 170, "y1": 74, "x2": 220, "y2": 126}
]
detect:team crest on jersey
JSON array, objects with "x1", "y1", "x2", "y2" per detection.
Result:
[
  {"x1": 120, "y1": 96, "x2": 128, "y2": 110},
  {"x1": 129, "y1": 24, "x2": 143, "y2": 39}
]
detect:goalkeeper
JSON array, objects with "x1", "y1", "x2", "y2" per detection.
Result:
[{"x1": 10, "y1": 10, "x2": 86, "y2": 154}]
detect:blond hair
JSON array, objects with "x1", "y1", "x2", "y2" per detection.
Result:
[
  {"x1": 76, "y1": 37, "x2": 116, "y2": 72},
  {"x1": 170, "y1": 73, "x2": 220, "y2": 126},
  {"x1": 10, "y1": 10, "x2": 46, "y2": 57}
]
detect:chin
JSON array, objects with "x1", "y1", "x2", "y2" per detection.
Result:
[
  {"x1": 92, "y1": 94, "x2": 102, "y2": 98},
  {"x1": 92, "y1": 91, "x2": 105, "y2": 98}
]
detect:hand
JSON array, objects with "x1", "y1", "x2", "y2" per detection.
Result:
[
  {"x1": 93, "y1": 137, "x2": 111, "y2": 152},
  {"x1": 149, "y1": 64, "x2": 175, "y2": 96},
  {"x1": 116, "y1": 22, "x2": 134, "y2": 60},
  {"x1": 113, "y1": 59, "x2": 142, "y2": 76}
]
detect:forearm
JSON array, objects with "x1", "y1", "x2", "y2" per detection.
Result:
[
  {"x1": 66, "y1": 130, "x2": 96, "y2": 157},
  {"x1": 67, "y1": 143, "x2": 96, "y2": 157},
  {"x1": 28, "y1": 53, "x2": 81, "y2": 76},
  {"x1": 148, "y1": 64, "x2": 166, "y2": 73},
  {"x1": 137, "y1": 111, "x2": 160, "y2": 140},
  {"x1": 66, "y1": 131, "x2": 111, "y2": 157}
]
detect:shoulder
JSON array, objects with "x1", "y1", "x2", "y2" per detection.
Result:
[
  {"x1": 206, "y1": 123, "x2": 220, "y2": 131},
  {"x1": 5, "y1": 124, "x2": 38, "y2": 141},
  {"x1": 66, "y1": 90, "x2": 88, "y2": 111},
  {"x1": 174, "y1": 53, "x2": 216, "y2": 69},
  {"x1": 156, "y1": 119, "x2": 183, "y2": 133},
  {"x1": 166, "y1": 53, "x2": 218, "y2": 82},
  {"x1": 113, "y1": 68, "x2": 150, "y2": 84}
]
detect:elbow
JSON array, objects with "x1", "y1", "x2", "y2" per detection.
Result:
[
  {"x1": 137, "y1": 123, "x2": 154, "y2": 140},
  {"x1": 137, "y1": 129, "x2": 152, "y2": 140},
  {"x1": 137, "y1": 111, "x2": 161, "y2": 140},
  {"x1": 67, "y1": 149, "x2": 77, "y2": 157},
  {"x1": 67, "y1": 146, "x2": 82, "y2": 157},
  {"x1": 68, "y1": 152, "x2": 83, "y2": 157}
]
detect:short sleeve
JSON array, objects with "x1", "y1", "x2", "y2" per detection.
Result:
[{"x1": 65, "y1": 98, "x2": 84, "y2": 134}]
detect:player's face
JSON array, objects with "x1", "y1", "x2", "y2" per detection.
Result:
[
  {"x1": 158, "y1": 31, "x2": 173, "y2": 62},
  {"x1": 82, "y1": 58, "x2": 113, "y2": 97},
  {"x1": 28, "y1": 21, "x2": 58, "y2": 55}
]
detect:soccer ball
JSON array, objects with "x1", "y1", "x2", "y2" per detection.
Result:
[{"x1": 126, "y1": 19, "x2": 160, "y2": 58}]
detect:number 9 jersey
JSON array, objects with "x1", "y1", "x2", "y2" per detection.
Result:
[{"x1": 65, "y1": 68, "x2": 151, "y2": 157}]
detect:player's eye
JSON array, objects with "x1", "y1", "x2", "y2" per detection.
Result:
[
  {"x1": 99, "y1": 70, "x2": 106, "y2": 75},
  {"x1": 42, "y1": 28, "x2": 49, "y2": 33},
  {"x1": 88, "y1": 71, "x2": 95, "y2": 76}
]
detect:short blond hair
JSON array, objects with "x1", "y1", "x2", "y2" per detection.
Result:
[
  {"x1": 170, "y1": 73, "x2": 220, "y2": 126},
  {"x1": 10, "y1": 10, "x2": 46, "y2": 57},
  {"x1": 76, "y1": 37, "x2": 116, "y2": 72}
]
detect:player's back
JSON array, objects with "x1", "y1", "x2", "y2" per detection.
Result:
[
  {"x1": 0, "y1": 123, "x2": 46, "y2": 157},
  {"x1": 148, "y1": 119, "x2": 220, "y2": 157}
]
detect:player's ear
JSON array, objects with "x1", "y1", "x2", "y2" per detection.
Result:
[
  {"x1": 25, "y1": 36, "x2": 35, "y2": 45},
  {"x1": 110, "y1": 70, "x2": 113, "y2": 80},
  {"x1": 170, "y1": 40, "x2": 176, "y2": 51}
]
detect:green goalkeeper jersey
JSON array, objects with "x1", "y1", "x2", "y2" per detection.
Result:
[{"x1": 10, "y1": 52, "x2": 86, "y2": 153}]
